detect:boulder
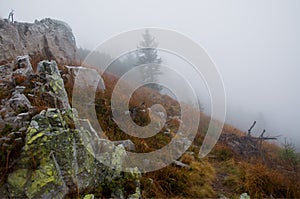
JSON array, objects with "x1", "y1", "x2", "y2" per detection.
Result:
[
  {"x1": 0, "y1": 57, "x2": 141, "y2": 198},
  {"x1": 4, "y1": 108, "x2": 141, "y2": 198},
  {"x1": 0, "y1": 18, "x2": 76, "y2": 66}
]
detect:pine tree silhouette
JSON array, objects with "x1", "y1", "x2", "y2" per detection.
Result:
[{"x1": 136, "y1": 30, "x2": 162, "y2": 92}]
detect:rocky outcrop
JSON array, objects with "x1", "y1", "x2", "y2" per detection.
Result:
[
  {"x1": 0, "y1": 57, "x2": 141, "y2": 198},
  {"x1": 0, "y1": 18, "x2": 76, "y2": 66},
  {"x1": 4, "y1": 108, "x2": 140, "y2": 198}
]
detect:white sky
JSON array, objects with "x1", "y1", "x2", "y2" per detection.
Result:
[{"x1": 1, "y1": 0, "x2": 300, "y2": 147}]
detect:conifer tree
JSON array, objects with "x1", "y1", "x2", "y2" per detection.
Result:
[{"x1": 136, "y1": 30, "x2": 162, "y2": 91}]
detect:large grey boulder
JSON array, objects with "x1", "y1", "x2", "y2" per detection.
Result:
[
  {"x1": 4, "y1": 108, "x2": 140, "y2": 199},
  {"x1": 0, "y1": 18, "x2": 76, "y2": 65}
]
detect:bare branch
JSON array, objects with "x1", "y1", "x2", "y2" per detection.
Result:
[
  {"x1": 248, "y1": 121, "x2": 256, "y2": 136},
  {"x1": 259, "y1": 129, "x2": 266, "y2": 138}
]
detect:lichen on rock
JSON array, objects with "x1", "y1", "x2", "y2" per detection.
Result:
[
  {"x1": 5, "y1": 107, "x2": 140, "y2": 198},
  {"x1": 36, "y1": 60, "x2": 70, "y2": 109},
  {"x1": 1, "y1": 56, "x2": 141, "y2": 198}
]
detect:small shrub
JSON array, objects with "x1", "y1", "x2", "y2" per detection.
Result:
[{"x1": 279, "y1": 139, "x2": 300, "y2": 171}]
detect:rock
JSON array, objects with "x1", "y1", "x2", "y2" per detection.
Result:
[
  {"x1": 83, "y1": 194, "x2": 95, "y2": 199},
  {"x1": 172, "y1": 160, "x2": 191, "y2": 169},
  {"x1": 13, "y1": 112, "x2": 31, "y2": 128},
  {"x1": 0, "y1": 64, "x2": 13, "y2": 81},
  {"x1": 171, "y1": 133, "x2": 192, "y2": 157},
  {"x1": 3, "y1": 108, "x2": 140, "y2": 198},
  {"x1": 37, "y1": 60, "x2": 70, "y2": 109},
  {"x1": 18, "y1": 127, "x2": 27, "y2": 132},
  {"x1": 14, "y1": 86, "x2": 26, "y2": 94},
  {"x1": 0, "y1": 54, "x2": 141, "y2": 197},
  {"x1": 163, "y1": 128, "x2": 171, "y2": 135},
  {"x1": 11, "y1": 55, "x2": 32, "y2": 85},
  {"x1": 0, "y1": 18, "x2": 76, "y2": 66},
  {"x1": 113, "y1": 139, "x2": 136, "y2": 151},
  {"x1": 240, "y1": 193, "x2": 250, "y2": 199},
  {"x1": 37, "y1": 60, "x2": 60, "y2": 75},
  {"x1": 13, "y1": 55, "x2": 33, "y2": 76},
  {"x1": 63, "y1": 65, "x2": 103, "y2": 89},
  {"x1": 8, "y1": 92, "x2": 32, "y2": 113}
]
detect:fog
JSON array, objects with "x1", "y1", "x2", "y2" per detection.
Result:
[{"x1": 1, "y1": 0, "x2": 299, "y2": 149}]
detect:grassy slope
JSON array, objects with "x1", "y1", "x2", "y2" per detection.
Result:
[
  {"x1": 2, "y1": 59, "x2": 297, "y2": 198},
  {"x1": 63, "y1": 66, "x2": 300, "y2": 198}
]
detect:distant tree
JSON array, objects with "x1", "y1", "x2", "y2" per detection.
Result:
[
  {"x1": 136, "y1": 29, "x2": 162, "y2": 92},
  {"x1": 76, "y1": 47, "x2": 91, "y2": 63},
  {"x1": 76, "y1": 47, "x2": 119, "y2": 69}
]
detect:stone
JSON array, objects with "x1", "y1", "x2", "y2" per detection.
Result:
[
  {"x1": 0, "y1": 64, "x2": 13, "y2": 81},
  {"x1": 63, "y1": 65, "x2": 104, "y2": 89},
  {"x1": 8, "y1": 93, "x2": 32, "y2": 113},
  {"x1": 13, "y1": 55, "x2": 33, "y2": 76},
  {"x1": 172, "y1": 160, "x2": 191, "y2": 169},
  {"x1": 171, "y1": 134, "x2": 192, "y2": 157},
  {"x1": 83, "y1": 194, "x2": 95, "y2": 199},
  {"x1": 37, "y1": 60, "x2": 70, "y2": 109},
  {"x1": 113, "y1": 139, "x2": 136, "y2": 151},
  {"x1": 13, "y1": 112, "x2": 31, "y2": 128},
  {"x1": 0, "y1": 18, "x2": 76, "y2": 66},
  {"x1": 240, "y1": 193, "x2": 250, "y2": 199},
  {"x1": 14, "y1": 86, "x2": 26, "y2": 94},
  {"x1": 37, "y1": 60, "x2": 60, "y2": 76},
  {"x1": 4, "y1": 108, "x2": 140, "y2": 198},
  {"x1": 0, "y1": 53, "x2": 141, "y2": 198}
]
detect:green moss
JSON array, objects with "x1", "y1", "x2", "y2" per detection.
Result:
[{"x1": 7, "y1": 168, "x2": 29, "y2": 189}]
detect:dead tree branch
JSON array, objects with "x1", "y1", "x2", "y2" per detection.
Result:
[{"x1": 248, "y1": 121, "x2": 256, "y2": 136}]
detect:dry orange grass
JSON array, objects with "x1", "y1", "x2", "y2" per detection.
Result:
[
  {"x1": 62, "y1": 64, "x2": 300, "y2": 198},
  {"x1": 239, "y1": 162, "x2": 300, "y2": 198},
  {"x1": 222, "y1": 124, "x2": 245, "y2": 136},
  {"x1": 141, "y1": 157, "x2": 216, "y2": 198}
]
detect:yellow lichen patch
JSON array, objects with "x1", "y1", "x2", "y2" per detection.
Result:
[
  {"x1": 83, "y1": 194, "x2": 95, "y2": 199},
  {"x1": 27, "y1": 131, "x2": 45, "y2": 145},
  {"x1": 26, "y1": 160, "x2": 60, "y2": 198}
]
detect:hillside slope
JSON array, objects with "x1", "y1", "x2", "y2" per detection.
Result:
[
  {"x1": 0, "y1": 18, "x2": 299, "y2": 198},
  {"x1": 64, "y1": 65, "x2": 300, "y2": 198}
]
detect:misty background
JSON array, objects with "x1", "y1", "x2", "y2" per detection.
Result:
[{"x1": 1, "y1": 0, "x2": 299, "y2": 149}]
